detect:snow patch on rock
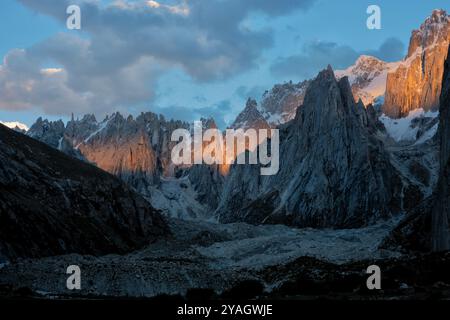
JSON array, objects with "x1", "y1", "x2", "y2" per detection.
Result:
[{"x1": 380, "y1": 109, "x2": 439, "y2": 142}]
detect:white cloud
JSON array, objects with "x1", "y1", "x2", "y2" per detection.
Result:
[
  {"x1": 0, "y1": 0, "x2": 315, "y2": 117},
  {"x1": 147, "y1": 1, "x2": 160, "y2": 9},
  {"x1": 40, "y1": 68, "x2": 63, "y2": 75}
]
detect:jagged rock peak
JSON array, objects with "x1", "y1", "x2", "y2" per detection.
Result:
[
  {"x1": 355, "y1": 55, "x2": 383, "y2": 64},
  {"x1": 383, "y1": 9, "x2": 450, "y2": 118},
  {"x1": 27, "y1": 117, "x2": 65, "y2": 148},
  {"x1": 407, "y1": 9, "x2": 449, "y2": 58},
  {"x1": 432, "y1": 44, "x2": 450, "y2": 251},
  {"x1": 317, "y1": 64, "x2": 335, "y2": 81},
  {"x1": 346, "y1": 55, "x2": 389, "y2": 74},
  {"x1": 81, "y1": 114, "x2": 97, "y2": 123},
  {"x1": 419, "y1": 9, "x2": 448, "y2": 33},
  {"x1": 230, "y1": 98, "x2": 270, "y2": 130},
  {"x1": 439, "y1": 44, "x2": 450, "y2": 167},
  {"x1": 217, "y1": 65, "x2": 403, "y2": 228},
  {"x1": 421, "y1": 9, "x2": 449, "y2": 30},
  {"x1": 247, "y1": 97, "x2": 257, "y2": 108},
  {"x1": 302, "y1": 65, "x2": 341, "y2": 105},
  {"x1": 259, "y1": 80, "x2": 311, "y2": 126},
  {"x1": 111, "y1": 111, "x2": 125, "y2": 122},
  {"x1": 297, "y1": 66, "x2": 360, "y2": 125}
]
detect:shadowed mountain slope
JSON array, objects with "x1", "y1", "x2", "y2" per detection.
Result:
[{"x1": 0, "y1": 124, "x2": 169, "y2": 261}]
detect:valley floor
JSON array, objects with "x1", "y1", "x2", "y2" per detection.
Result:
[{"x1": 0, "y1": 216, "x2": 417, "y2": 299}]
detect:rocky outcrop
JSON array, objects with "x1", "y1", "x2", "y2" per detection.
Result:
[
  {"x1": 217, "y1": 66, "x2": 405, "y2": 228},
  {"x1": 0, "y1": 123, "x2": 168, "y2": 261},
  {"x1": 27, "y1": 117, "x2": 66, "y2": 148},
  {"x1": 383, "y1": 9, "x2": 450, "y2": 118},
  {"x1": 65, "y1": 114, "x2": 100, "y2": 147},
  {"x1": 27, "y1": 117, "x2": 86, "y2": 160}
]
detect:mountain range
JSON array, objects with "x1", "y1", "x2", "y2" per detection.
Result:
[
  {"x1": 1, "y1": 9, "x2": 450, "y2": 299},
  {"x1": 225, "y1": 10, "x2": 450, "y2": 132},
  {"x1": 15, "y1": 10, "x2": 447, "y2": 226}
]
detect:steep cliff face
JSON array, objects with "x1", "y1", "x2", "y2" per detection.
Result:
[
  {"x1": 187, "y1": 117, "x2": 226, "y2": 211},
  {"x1": 381, "y1": 45, "x2": 450, "y2": 253},
  {"x1": 383, "y1": 9, "x2": 450, "y2": 118},
  {"x1": 0, "y1": 124, "x2": 168, "y2": 261},
  {"x1": 27, "y1": 117, "x2": 66, "y2": 147},
  {"x1": 76, "y1": 112, "x2": 189, "y2": 179},
  {"x1": 217, "y1": 67, "x2": 404, "y2": 228},
  {"x1": 28, "y1": 112, "x2": 191, "y2": 189},
  {"x1": 77, "y1": 113, "x2": 159, "y2": 187},
  {"x1": 432, "y1": 44, "x2": 450, "y2": 251}
]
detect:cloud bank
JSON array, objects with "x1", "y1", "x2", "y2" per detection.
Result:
[{"x1": 0, "y1": 0, "x2": 315, "y2": 117}]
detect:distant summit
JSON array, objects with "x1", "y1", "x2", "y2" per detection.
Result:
[
  {"x1": 336, "y1": 55, "x2": 399, "y2": 107},
  {"x1": 0, "y1": 121, "x2": 29, "y2": 132},
  {"x1": 230, "y1": 98, "x2": 270, "y2": 130}
]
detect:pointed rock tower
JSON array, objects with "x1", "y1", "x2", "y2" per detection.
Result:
[{"x1": 217, "y1": 66, "x2": 403, "y2": 228}]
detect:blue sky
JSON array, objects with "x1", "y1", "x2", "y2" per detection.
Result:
[{"x1": 0, "y1": 0, "x2": 449, "y2": 128}]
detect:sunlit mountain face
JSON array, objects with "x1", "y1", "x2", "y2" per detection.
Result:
[{"x1": 1, "y1": 1, "x2": 450, "y2": 304}]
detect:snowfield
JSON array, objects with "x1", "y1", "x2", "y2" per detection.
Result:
[{"x1": 380, "y1": 109, "x2": 439, "y2": 142}]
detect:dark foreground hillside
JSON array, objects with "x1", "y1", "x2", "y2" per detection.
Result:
[{"x1": 0, "y1": 124, "x2": 168, "y2": 261}]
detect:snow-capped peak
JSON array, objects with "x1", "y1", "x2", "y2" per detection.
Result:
[
  {"x1": 259, "y1": 80, "x2": 310, "y2": 126},
  {"x1": 335, "y1": 56, "x2": 399, "y2": 107},
  {"x1": 355, "y1": 55, "x2": 383, "y2": 65},
  {"x1": 0, "y1": 121, "x2": 29, "y2": 132}
]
